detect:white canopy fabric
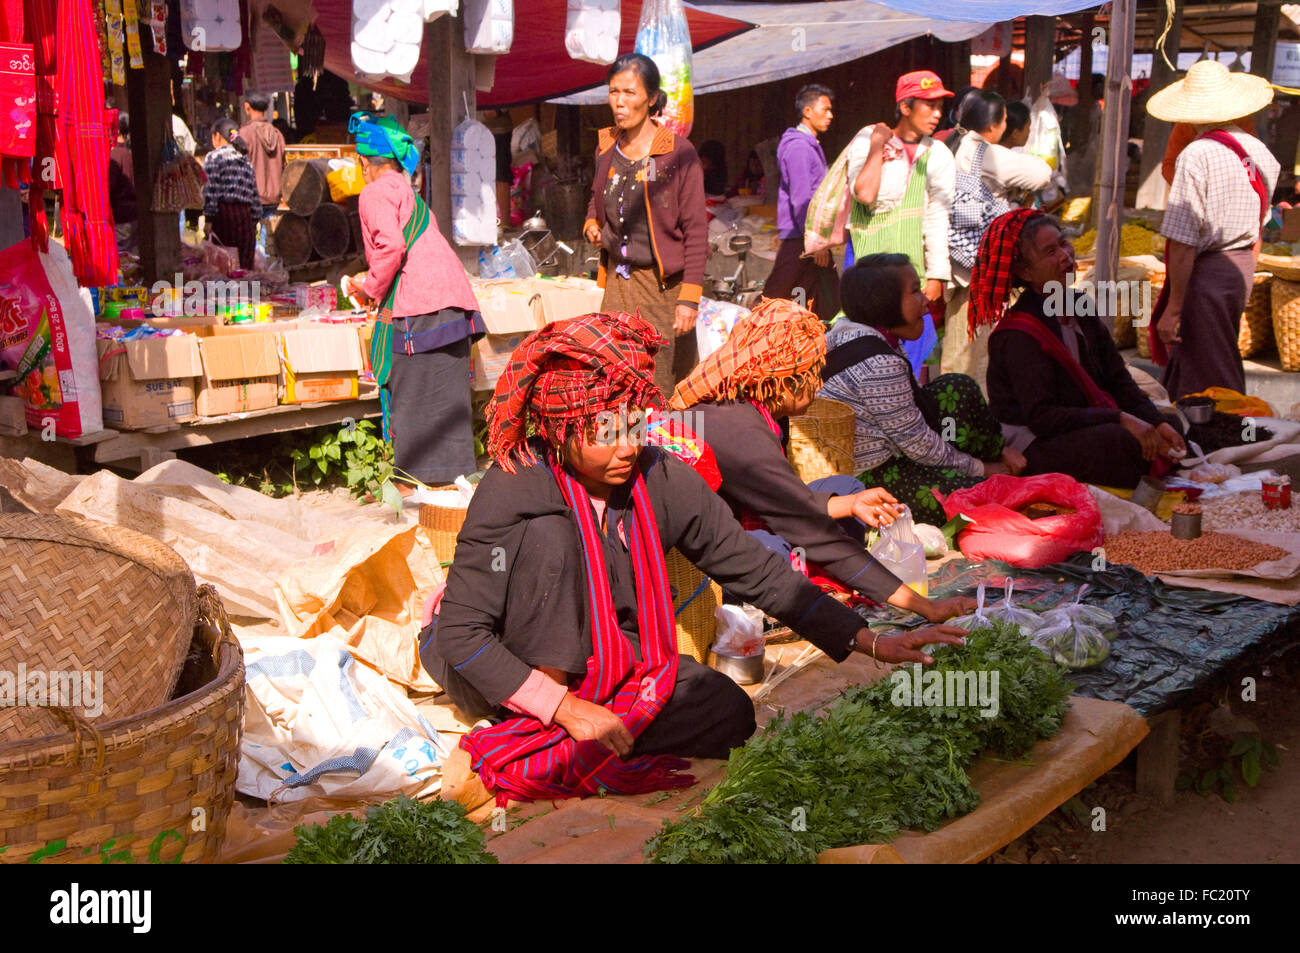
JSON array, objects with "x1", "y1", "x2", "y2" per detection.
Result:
[{"x1": 553, "y1": 1, "x2": 1099, "y2": 103}]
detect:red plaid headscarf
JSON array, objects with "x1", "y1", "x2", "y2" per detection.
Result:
[
  {"x1": 670, "y1": 298, "x2": 826, "y2": 410},
  {"x1": 967, "y1": 208, "x2": 1043, "y2": 335},
  {"x1": 486, "y1": 311, "x2": 666, "y2": 472}
]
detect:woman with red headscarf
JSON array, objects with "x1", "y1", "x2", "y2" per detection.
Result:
[
  {"x1": 423, "y1": 311, "x2": 964, "y2": 808},
  {"x1": 977, "y1": 210, "x2": 1186, "y2": 488}
]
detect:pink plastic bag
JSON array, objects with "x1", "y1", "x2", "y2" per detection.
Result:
[{"x1": 934, "y1": 473, "x2": 1103, "y2": 569}]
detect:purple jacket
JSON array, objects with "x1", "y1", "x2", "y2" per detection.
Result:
[{"x1": 776, "y1": 125, "x2": 828, "y2": 240}]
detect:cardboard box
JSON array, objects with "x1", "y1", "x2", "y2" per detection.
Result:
[
  {"x1": 471, "y1": 332, "x2": 530, "y2": 392},
  {"x1": 530, "y1": 276, "x2": 605, "y2": 325},
  {"x1": 279, "y1": 325, "x2": 363, "y2": 403},
  {"x1": 97, "y1": 334, "x2": 203, "y2": 430},
  {"x1": 195, "y1": 332, "x2": 280, "y2": 417},
  {"x1": 473, "y1": 279, "x2": 546, "y2": 334}
]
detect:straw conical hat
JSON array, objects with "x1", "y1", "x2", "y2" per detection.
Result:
[{"x1": 1146, "y1": 60, "x2": 1273, "y2": 123}]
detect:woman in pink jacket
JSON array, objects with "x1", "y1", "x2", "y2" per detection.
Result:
[{"x1": 343, "y1": 113, "x2": 485, "y2": 488}]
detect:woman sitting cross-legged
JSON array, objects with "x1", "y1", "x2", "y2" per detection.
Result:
[
  {"x1": 978, "y1": 209, "x2": 1187, "y2": 488},
  {"x1": 666, "y1": 298, "x2": 976, "y2": 620},
  {"x1": 818, "y1": 254, "x2": 1026, "y2": 525},
  {"x1": 422, "y1": 311, "x2": 966, "y2": 808}
]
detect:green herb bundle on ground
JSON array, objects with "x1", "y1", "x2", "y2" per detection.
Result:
[
  {"x1": 645, "y1": 620, "x2": 1071, "y2": 864},
  {"x1": 284, "y1": 796, "x2": 498, "y2": 865}
]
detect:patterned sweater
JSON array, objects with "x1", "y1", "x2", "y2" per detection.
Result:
[
  {"x1": 819, "y1": 321, "x2": 982, "y2": 477},
  {"x1": 202, "y1": 145, "x2": 261, "y2": 217}
]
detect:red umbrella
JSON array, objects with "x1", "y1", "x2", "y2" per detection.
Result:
[{"x1": 313, "y1": 2, "x2": 753, "y2": 107}]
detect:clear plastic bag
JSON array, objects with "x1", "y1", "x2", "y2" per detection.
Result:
[
  {"x1": 950, "y1": 582, "x2": 992, "y2": 632},
  {"x1": 868, "y1": 505, "x2": 928, "y2": 596},
  {"x1": 1039, "y1": 584, "x2": 1119, "y2": 642},
  {"x1": 1035, "y1": 618, "x2": 1110, "y2": 669},
  {"x1": 981, "y1": 578, "x2": 1043, "y2": 635},
  {"x1": 634, "y1": 0, "x2": 693, "y2": 137},
  {"x1": 713, "y1": 604, "x2": 765, "y2": 658}
]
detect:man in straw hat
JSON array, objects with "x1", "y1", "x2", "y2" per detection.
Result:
[{"x1": 1146, "y1": 59, "x2": 1280, "y2": 399}]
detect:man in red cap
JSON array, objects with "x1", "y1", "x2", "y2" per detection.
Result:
[{"x1": 845, "y1": 70, "x2": 957, "y2": 373}]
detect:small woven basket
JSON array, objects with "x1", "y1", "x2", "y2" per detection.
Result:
[
  {"x1": 666, "y1": 549, "x2": 722, "y2": 663},
  {"x1": 1237, "y1": 273, "x2": 1273, "y2": 359},
  {"x1": 0, "y1": 514, "x2": 196, "y2": 742},
  {"x1": 788, "y1": 398, "x2": 856, "y2": 483},
  {"x1": 0, "y1": 584, "x2": 245, "y2": 864},
  {"x1": 419, "y1": 503, "x2": 468, "y2": 566},
  {"x1": 1272, "y1": 278, "x2": 1300, "y2": 371}
]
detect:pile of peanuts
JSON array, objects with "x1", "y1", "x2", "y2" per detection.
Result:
[
  {"x1": 1200, "y1": 492, "x2": 1300, "y2": 534},
  {"x1": 1102, "y1": 531, "x2": 1288, "y2": 573}
]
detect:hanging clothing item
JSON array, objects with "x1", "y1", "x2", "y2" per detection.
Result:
[{"x1": 0, "y1": 0, "x2": 34, "y2": 187}]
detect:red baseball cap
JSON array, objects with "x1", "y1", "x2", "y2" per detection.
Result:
[{"x1": 896, "y1": 70, "x2": 955, "y2": 102}]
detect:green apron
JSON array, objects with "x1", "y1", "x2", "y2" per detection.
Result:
[
  {"x1": 371, "y1": 194, "x2": 431, "y2": 441},
  {"x1": 847, "y1": 148, "x2": 930, "y2": 278}
]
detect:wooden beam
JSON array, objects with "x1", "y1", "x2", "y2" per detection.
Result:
[
  {"x1": 127, "y1": 34, "x2": 181, "y2": 286},
  {"x1": 1136, "y1": 0, "x2": 1184, "y2": 210},
  {"x1": 1023, "y1": 16, "x2": 1057, "y2": 104},
  {"x1": 1093, "y1": 0, "x2": 1138, "y2": 328},
  {"x1": 1252, "y1": 3, "x2": 1282, "y2": 82},
  {"x1": 426, "y1": 16, "x2": 477, "y2": 247},
  {"x1": 1076, "y1": 12, "x2": 1096, "y2": 153}
]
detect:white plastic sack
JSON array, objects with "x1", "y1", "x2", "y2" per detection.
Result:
[
  {"x1": 352, "y1": 0, "x2": 422, "y2": 83},
  {"x1": 180, "y1": 0, "x2": 242, "y2": 51},
  {"x1": 713, "y1": 604, "x2": 764, "y2": 658},
  {"x1": 451, "y1": 117, "x2": 498, "y2": 245},
  {"x1": 464, "y1": 0, "x2": 513, "y2": 54},
  {"x1": 237, "y1": 634, "x2": 451, "y2": 803},
  {"x1": 1025, "y1": 87, "x2": 1068, "y2": 202},
  {"x1": 566, "y1": 0, "x2": 621, "y2": 65}
]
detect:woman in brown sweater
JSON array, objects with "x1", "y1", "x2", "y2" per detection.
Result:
[{"x1": 584, "y1": 53, "x2": 709, "y2": 401}]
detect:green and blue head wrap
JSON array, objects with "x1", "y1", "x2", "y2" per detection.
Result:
[{"x1": 349, "y1": 111, "x2": 419, "y2": 175}]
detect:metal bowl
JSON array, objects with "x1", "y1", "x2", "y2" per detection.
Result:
[
  {"x1": 712, "y1": 650, "x2": 766, "y2": 685},
  {"x1": 1178, "y1": 397, "x2": 1215, "y2": 424}
]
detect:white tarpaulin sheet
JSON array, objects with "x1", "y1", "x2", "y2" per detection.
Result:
[{"x1": 554, "y1": 1, "x2": 1027, "y2": 102}]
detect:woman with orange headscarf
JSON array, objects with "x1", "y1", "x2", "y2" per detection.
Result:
[{"x1": 423, "y1": 310, "x2": 964, "y2": 809}]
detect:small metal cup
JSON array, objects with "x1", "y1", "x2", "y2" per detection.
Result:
[
  {"x1": 1170, "y1": 510, "x2": 1202, "y2": 539},
  {"x1": 1131, "y1": 476, "x2": 1165, "y2": 513},
  {"x1": 712, "y1": 650, "x2": 766, "y2": 685}
]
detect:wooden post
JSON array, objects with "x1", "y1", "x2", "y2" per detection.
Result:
[
  {"x1": 1023, "y1": 16, "x2": 1057, "y2": 105},
  {"x1": 425, "y1": 16, "x2": 476, "y2": 247},
  {"x1": 555, "y1": 104, "x2": 581, "y2": 176},
  {"x1": 1075, "y1": 12, "x2": 1096, "y2": 153},
  {"x1": 127, "y1": 37, "x2": 181, "y2": 286},
  {"x1": 1136, "y1": 710, "x2": 1181, "y2": 804},
  {"x1": 1135, "y1": 0, "x2": 1183, "y2": 210},
  {"x1": 1093, "y1": 0, "x2": 1137, "y2": 329},
  {"x1": 1252, "y1": 3, "x2": 1281, "y2": 84}
]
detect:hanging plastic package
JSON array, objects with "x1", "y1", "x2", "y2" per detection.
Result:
[
  {"x1": 566, "y1": 0, "x2": 621, "y2": 65},
  {"x1": 179, "y1": 0, "x2": 242, "y2": 51},
  {"x1": 980, "y1": 578, "x2": 1043, "y2": 636},
  {"x1": 352, "y1": 0, "x2": 422, "y2": 83},
  {"x1": 1026, "y1": 84, "x2": 1068, "y2": 204},
  {"x1": 1039, "y1": 583, "x2": 1119, "y2": 641},
  {"x1": 635, "y1": 0, "x2": 693, "y2": 137},
  {"x1": 950, "y1": 582, "x2": 993, "y2": 632},
  {"x1": 464, "y1": 0, "x2": 513, "y2": 55},
  {"x1": 0, "y1": 40, "x2": 36, "y2": 170},
  {"x1": 0, "y1": 240, "x2": 102, "y2": 439},
  {"x1": 868, "y1": 505, "x2": 928, "y2": 596},
  {"x1": 451, "y1": 116, "x2": 498, "y2": 246}
]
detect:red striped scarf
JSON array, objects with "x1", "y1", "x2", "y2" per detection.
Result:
[{"x1": 458, "y1": 456, "x2": 692, "y2": 804}]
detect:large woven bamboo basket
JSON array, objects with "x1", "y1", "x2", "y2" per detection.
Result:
[
  {"x1": 0, "y1": 514, "x2": 196, "y2": 742},
  {"x1": 1237, "y1": 273, "x2": 1273, "y2": 359},
  {"x1": 1272, "y1": 278, "x2": 1300, "y2": 371},
  {"x1": 1134, "y1": 271, "x2": 1166, "y2": 359},
  {"x1": 418, "y1": 503, "x2": 468, "y2": 566},
  {"x1": 666, "y1": 549, "x2": 722, "y2": 663},
  {"x1": 0, "y1": 584, "x2": 245, "y2": 863},
  {"x1": 788, "y1": 398, "x2": 856, "y2": 483}
]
